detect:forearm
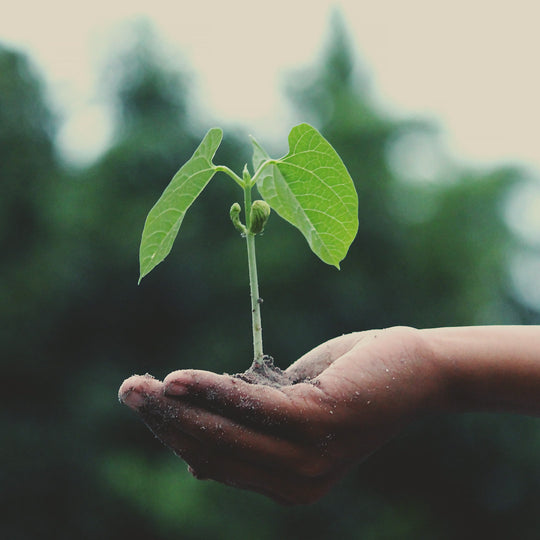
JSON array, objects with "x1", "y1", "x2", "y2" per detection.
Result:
[{"x1": 421, "y1": 326, "x2": 540, "y2": 416}]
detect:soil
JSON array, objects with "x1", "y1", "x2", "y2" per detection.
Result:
[{"x1": 233, "y1": 355, "x2": 299, "y2": 388}]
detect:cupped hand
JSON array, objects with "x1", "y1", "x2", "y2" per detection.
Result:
[{"x1": 118, "y1": 326, "x2": 439, "y2": 504}]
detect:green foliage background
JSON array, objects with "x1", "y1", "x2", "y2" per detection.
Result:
[{"x1": 2, "y1": 17, "x2": 540, "y2": 539}]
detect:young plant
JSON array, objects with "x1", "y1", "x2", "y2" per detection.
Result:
[{"x1": 139, "y1": 123, "x2": 358, "y2": 369}]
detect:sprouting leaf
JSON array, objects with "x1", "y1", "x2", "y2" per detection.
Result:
[
  {"x1": 252, "y1": 123, "x2": 358, "y2": 268},
  {"x1": 139, "y1": 128, "x2": 223, "y2": 282}
]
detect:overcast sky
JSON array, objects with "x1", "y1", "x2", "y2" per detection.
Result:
[{"x1": 2, "y1": 0, "x2": 540, "y2": 171}]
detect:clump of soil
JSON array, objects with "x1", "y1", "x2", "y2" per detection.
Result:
[{"x1": 234, "y1": 355, "x2": 298, "y2": 388}]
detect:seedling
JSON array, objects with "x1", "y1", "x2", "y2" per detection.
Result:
[{"x1": 139, "y1": 123, "x2": 358, "y2": 369}]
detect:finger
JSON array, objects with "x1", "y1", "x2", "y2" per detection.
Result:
[
  {"x1": 156, "y1": 398, "x2": 337, "y2": 478},
  {"x1": 285, "y1": 332, "x2": 367, "y2": 381},
  {"x1": 120, "y1": 375, "x2": 333, "y2": 476},
  {"x1": 118, "y1": 374, "x2": 163, "y2": 410},
  {"x1": 119, "y1": 374, "x2": 205, "y2": 458},
  {"x1": 119, "y1": 375, "x2": 345, "y2": 503},
  {"x1": 185, "y1": 451, "x2": 335, "y2": 506},
  {"x1": 162, "y1": 369, "x2": 331, "y2": 435},
  {"x1": 141, "y1": 398, "x2": 343, "y2": 506},
  {"x1": 138, "y1": 400, "x2": 335, "y2": 505}
]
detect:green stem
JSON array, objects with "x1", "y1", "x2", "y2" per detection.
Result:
[
  {"x1": 243, "y1": 182, "x2": 264, "y2": 365},
  {"x1": 215, "y1": 165, "x2": 244, "y2": 188},
  {"x1": 250, "y1": 159, "x2": 275, "y2": 186}
]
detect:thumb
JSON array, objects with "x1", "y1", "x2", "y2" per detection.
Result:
[{"x1": 285, "y1": 332, "x2": 364, "y2": 382}]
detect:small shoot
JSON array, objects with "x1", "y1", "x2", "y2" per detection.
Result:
[{"x1": 138, "y1": 123, "x2": 359, "y2": 367}]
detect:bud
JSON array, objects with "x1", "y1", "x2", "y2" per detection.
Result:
[
  {"x1": 229, "y1": 202, "x2": 246, "y2": 235},
  {"x1": 249, "y1": 200, "x2": 271, "y2": 235},
  {"x1": 242, "y1": 164, "x2": 251, "y2": 185}
]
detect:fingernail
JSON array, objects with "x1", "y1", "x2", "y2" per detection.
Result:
[
  {"x1": 119, "y1": 387, "x2": 146, "y2": 410},
  {"x1": 164, "y1": 381, "x2": 188, "y2": 396}
]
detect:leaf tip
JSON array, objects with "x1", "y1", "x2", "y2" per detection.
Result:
[{"x1": 138, "y1": 263, "x2": 151, "y2": 285}]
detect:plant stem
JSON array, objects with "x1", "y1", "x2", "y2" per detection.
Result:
[
  {"x1": 243, "y1": 181, "x2": 264, "y2": 366},
  {"x1": 214, "y1": 165, "x2": 244, "y2": 188},
  {"x1": 249, "y1": 159, "x2": 275, "y2": 185}
]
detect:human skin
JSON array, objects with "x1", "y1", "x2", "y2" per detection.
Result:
[{"x1": 118, "y1": 326, "x2": 540, "y2": 505}]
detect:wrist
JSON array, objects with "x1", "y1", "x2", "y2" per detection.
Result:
[
  {"x1": 419, "y1": 326, "x2": 540, "y2": 416},
  {"x1": 405, "y1": 327, "x2": 453, "y2": 415},
  {"x1": 418, "y1": 328, "x2": 463, "y2": 413}
]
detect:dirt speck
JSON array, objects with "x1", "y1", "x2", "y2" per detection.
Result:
[{"x1": 233, "y1": 356, "x2": 298, "y2": 388}]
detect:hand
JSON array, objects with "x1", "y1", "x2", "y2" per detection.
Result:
[{"x1": 118, "y1": 326, "x2": 439, "y2": 504}]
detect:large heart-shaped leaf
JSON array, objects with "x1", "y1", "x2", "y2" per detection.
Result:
[
  {"x1": 253, "y1": 123, "x2": 358, "y2": 268},
  {"x1": 139, "y1": 128, "x2": 222, "y2": 282}
]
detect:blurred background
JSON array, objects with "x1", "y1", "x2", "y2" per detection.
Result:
[{"x1": 2, "y1": 1, "x2": 540, "y2": 538}]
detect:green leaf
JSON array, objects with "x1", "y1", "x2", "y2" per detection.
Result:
[
  {"x1": 252, "y1": 123, "x2": 358, "y2": 268},
  {"x1": 139, "y1": 128, "x2": 223, "y2": 282},
  {"x1": 250, "y1": 135, "x2": 270, "y2": 171}
]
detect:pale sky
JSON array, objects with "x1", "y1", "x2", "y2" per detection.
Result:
[{"x1": 2, "y1": 0, "x2": 540, "y2": 171}]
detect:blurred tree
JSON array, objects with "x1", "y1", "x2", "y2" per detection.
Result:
[
  {"x1": 0, "y1": 47, "x2": 58, "y2": 353},
  {"x1": 2, "y1": 11, "x2": 540, "y2": 540}
]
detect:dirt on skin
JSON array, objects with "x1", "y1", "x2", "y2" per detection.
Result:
[
  {"x1": 234, "y1": 355, "x2": 301, "y2": 388},
  {"x1": 133, "y1": 357, "x2": 299, "y2": 435}
]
